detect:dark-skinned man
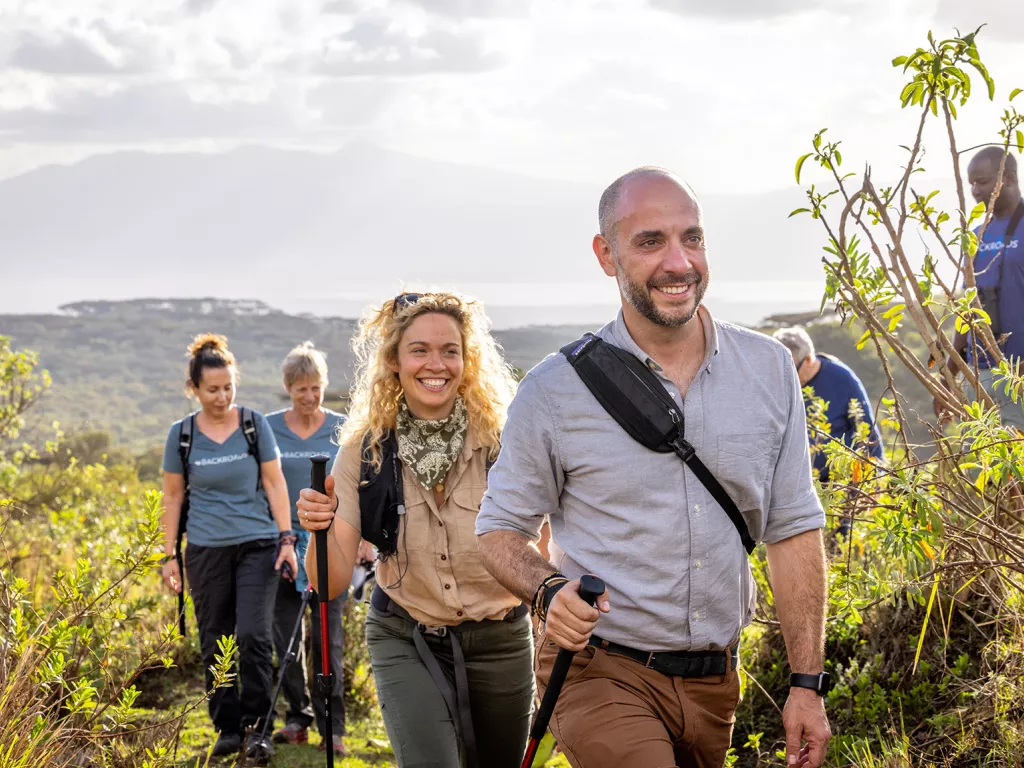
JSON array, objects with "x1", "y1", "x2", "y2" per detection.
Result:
[
  {"x1": 935, "y1": 147, "x2": 1024, "y2": 431},
  {"x1": 476, "y1": 167, "x2": 831, "y2": 768}
]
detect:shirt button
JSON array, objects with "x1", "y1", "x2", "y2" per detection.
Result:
[
  {"x1": 440, "y1": 554, "x2": 447, "y2": 561},
  {"x1": 457, "y1": 611, "x2": 463, "y2": 617},
  {"x1": 693, "y1": 504, "x2": 701, "y2": 513},
  {"x1": 438, "y1": 520, "x2": 444, "y2": 527},
  {"x1": 695, "y1": 559, "x2": 702, "y2": 569},
  {"x1": 444, "y1": 583, "x2": 451, "y2": 590},
  {"x1": 694, "y1": 610, "x2": 702, "y2": 620}
]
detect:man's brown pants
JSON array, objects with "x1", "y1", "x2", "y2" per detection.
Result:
[{"x1": 535, "y1": 634, "x2": 741, "y2": 768}]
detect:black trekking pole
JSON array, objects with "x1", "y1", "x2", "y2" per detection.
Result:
[
  {"x1": 310, "y1": 455, "x2": 335, "y2": 767},
  {"x1": 257, "y1": 582, "x2": 314, "y2": 744},
  {"x1": 520, "y1": 574, "x2": 606, "y2": 768}
]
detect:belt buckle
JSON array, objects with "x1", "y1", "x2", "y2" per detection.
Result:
[
  {"x1": 417, "y1": 622, "x2": 448, "y2": 638},
  {"x1": 645, "y1": 651, "x2": 657, "y2": 670}
]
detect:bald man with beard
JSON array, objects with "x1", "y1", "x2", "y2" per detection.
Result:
[{"x1": 477, "y1": 168, "x2": 832, "y2": 768}]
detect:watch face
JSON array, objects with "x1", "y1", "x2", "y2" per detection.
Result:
[{"x1": 818, "y1": 672, "x2": 832, "y2": 695}]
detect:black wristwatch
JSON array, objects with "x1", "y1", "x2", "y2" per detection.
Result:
[{"x1": 790, "y1": 671, "x2": 832, "y2": 696}]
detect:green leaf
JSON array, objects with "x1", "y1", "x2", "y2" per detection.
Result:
[
  {"x1": 834, "y1": 149, "x2": 843, "y2": 166},
  {"x1": 789, "y1": 208, "x2": 811, "y2": 218},
  {"x1": 795, "y1": 153, "x2": 813, "y2": 184},
  {"x1": 968, "y1": 58, "x2": 996, "y2": 100},
  {"x1": 856, "y1": 329, "x2": 872, "y2": 350},
  {"x1": 892, "y1": 55, "x2": 908, "y2": 67},
  {"x1": 1011, "y1": 88, "x2": 1022, "y2": 101},
  {"x1": 1017, "y1": 130, "x2": 1024, "y2": 153},
  {"x1": 900, "y1": 82, "x2": 917, "y2": 107},
  {"x1": 968, "y1": 201, "x2": 986, "y2": 224},
  {"x1": 882, "y1": 303, "x2": 906, "y2": 319}
]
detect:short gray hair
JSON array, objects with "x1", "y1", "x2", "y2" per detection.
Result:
[
  {"x1": 282, "y1": 341, "x2": 328, "y2": 388},
  {"x1": 773, "y1": 327, "x2": 815, "y2": 363}
]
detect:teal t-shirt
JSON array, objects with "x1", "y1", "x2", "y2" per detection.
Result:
[
  {"x1": 162, "y1": 408, "x2": 281, "y2": 548},
  {"x1": 266, "y1": 409, "x2": 346, "y2": 591}
]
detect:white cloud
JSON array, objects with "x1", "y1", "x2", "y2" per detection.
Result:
[{"x1": 0, "y1": 0, "x2": 1022, "y2": 194}]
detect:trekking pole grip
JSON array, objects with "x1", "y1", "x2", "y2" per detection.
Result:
[{"x1": 310, "y1": 454, "x2": 330, "y2": 584}]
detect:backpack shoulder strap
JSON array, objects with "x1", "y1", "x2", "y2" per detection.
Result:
[
  {"x1": 240, "y1": 407, "x2": 259, "y2": 456},
  {"x1": 239, "y1": 407, "x2": 263, "y2": 490},
  {"x1": 178, "y1": 415, "x2": 194, "y2": 483},
  {"x1": 560, "y1": 334, "x2": 756, "y2": 555},
  {"x1": 998, "y1": 201, "x2": 1024, "y2": 284}
]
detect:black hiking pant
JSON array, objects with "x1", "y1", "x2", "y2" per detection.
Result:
[
  {"x1": 186, "y1": 539, "x2": 278, "y2": 737},
  {"x1": 272, "y1": 577, "x2": 347, "y2": 736}
]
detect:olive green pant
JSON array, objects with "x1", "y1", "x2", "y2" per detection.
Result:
[{"x1": 365, "y1": 606, "x2": 535, "y2": 768}]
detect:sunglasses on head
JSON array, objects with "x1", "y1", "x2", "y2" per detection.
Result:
[{"x1": 392, "y1": 293, "x2": 424, "y2": 315}]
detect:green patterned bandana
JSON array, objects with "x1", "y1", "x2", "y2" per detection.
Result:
[{"x1": 396, "y1": 396, "x2": 468, "y2": 491}]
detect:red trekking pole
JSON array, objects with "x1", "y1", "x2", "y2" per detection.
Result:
[
  {"x1": 310, "y1": 455, "x2": 335, "y2": 767},
  {"x1": 520, "y1": 574, "x2": 606, "y2": 768}
]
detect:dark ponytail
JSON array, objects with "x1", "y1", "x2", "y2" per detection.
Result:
[{"x1": 185, "y1": 333, "x2": 236, "y2": 393}]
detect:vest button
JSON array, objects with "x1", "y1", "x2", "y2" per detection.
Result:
[
  {"x1": 444, "y1": 583, "x2": 451, "y2": 590},
  {"x1": 440, "y1": 554, "x2": 447, "y2": 561}
]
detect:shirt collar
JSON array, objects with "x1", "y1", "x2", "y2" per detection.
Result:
[{"x1": 603, "y1": 305, "x2": 720, "y2": 375}]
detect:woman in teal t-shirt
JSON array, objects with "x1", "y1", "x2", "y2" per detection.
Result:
[
  {"x1": 265, "y1": 342, "x2": 353, "y2": 757},
  {"x1": 160, "y1": 334, "x2": 297, "y2": 764}
]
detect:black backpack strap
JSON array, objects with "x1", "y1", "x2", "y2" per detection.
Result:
[
  {"x1": 997, "y1": 201, "x2": 1024, "y2": 287},
  {"x1": 178, "y1": 414, "x2": 194, "y2": 487},
  {"x1": 239, "y1": 407, "x2": 263, "y2": 491},
  {"x1": 560, "y1": 335, "x2": 756, "y2": 555},
  {"x1": 175, "y1": 414, "x2": 195, "y2": 637}
]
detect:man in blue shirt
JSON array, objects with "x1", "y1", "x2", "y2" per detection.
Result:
[
  {"x1": 774, "y1": 327, "x2": 884, "y2": 499},
  {"x1": 935, "y1": 147, "x2": 1024, "y2": 431}
]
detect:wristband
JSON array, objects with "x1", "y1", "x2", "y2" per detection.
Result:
[
  {"x1": 278, "y1": 530, "x2": 298, "y2": 547},
  {"x1": 531, "y1": 573, "x2": 569, "y2": 621},
  {"x1": 540, "y1": 579, "x2": 570, "y2": 621}
]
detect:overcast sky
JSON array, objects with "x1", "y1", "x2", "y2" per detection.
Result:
[{"x1": 0, "y1": 0, "x2": 1022, "y2": 193}]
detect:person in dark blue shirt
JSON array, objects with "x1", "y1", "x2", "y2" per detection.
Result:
[
  {"x1": 935, "y1": 147, "x2": 1024, "y2": 431},
  {"x1": 774, "y1": 327, "x2": 884, "y2": 495}
]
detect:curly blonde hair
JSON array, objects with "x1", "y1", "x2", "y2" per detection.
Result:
[{"x1": 340, "y1": 291, "x2": 518, "y2": 469}]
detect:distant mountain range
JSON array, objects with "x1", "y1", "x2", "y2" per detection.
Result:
[
  {"x1": 0, "y1": 298, "x2": 598, "y2": 448},
  {"x1": 0, "y1": 142, "x2": 829, "y2": 326},
  {"x1": 1, "y1": 297, "x2": 936, "y2": 452}
]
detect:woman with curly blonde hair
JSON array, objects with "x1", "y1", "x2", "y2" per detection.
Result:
[{"x1": 298, "y1": 291, "x2": 533, "y2": 768}]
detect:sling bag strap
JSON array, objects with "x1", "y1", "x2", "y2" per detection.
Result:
[
  {"x1": 175, "y1": 414, "x2": 195, "y2": 636},
  {"x1": 560, "y1": 334, "x2": 756, "y2": 555}
]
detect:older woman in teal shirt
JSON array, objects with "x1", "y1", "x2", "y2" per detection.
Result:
[{"x1": 266, "y1": 342, "x2": 353, "y2": 757}]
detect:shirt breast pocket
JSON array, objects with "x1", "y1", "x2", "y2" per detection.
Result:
[
  {"x1": 451, "y1": 486, "x2": 485, "y2": 555},
  {"x1": 713, "y1": 432, "x2": 774, "y2": 534}
]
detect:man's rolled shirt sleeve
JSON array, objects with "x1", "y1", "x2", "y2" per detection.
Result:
[
  {"x1": 762, "y1": 348, "x2": 827, "y2": 544},
  {"x1": 476, "y1": 371, "x2": 564, "y2": 541}
]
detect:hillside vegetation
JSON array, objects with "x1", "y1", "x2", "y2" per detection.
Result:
[{"x1": 1, "y1": 298, "x2": 933, "y2": 451}]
